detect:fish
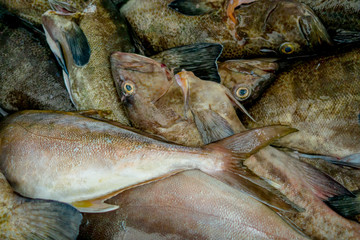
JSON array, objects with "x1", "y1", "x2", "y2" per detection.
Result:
[
  {"x1": 240, "y1": 45, "x2": 360, "y2": 158},
  {"x1": 218, "y1": 58, "x2": 279, "y2": 105},
  {"x1": 42, "y1": 0, "x2": 135, "y2": 125},
  {"x1": 0, "y1": 170, "x2": 82, "y2": 240},
  {"x1": 296, "y1": 0, "x2": 360, "y2": 42},
  {"x1": 0, "y1": 0, "x2": 88, "y2": 26},
  {"x1": 0, "y1": 110, "x2": 298, "y2": 214},
  {"x1": 120, "y1": 0, "x2": 332, "y2": 59},
  {"x1": 111, "y1": 52, "x2": 253, "y2": 146},
  {"x1": 79, "y1": 170, "x2": 308, "y2": 240},
  {"x1": 0, "y1": 8, "x2": 75, "y2": 113}
]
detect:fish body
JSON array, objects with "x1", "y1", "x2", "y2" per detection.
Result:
[
  {"x1": 111, "y1": 52, "x2": 245, "y2": 146},
  {"x1": 0, "y1": 0, "x2": 88, "y2": 25},
  {"x1": 0, "y1": 171, "x2": 82, "y2": 240},
  {"x1": 0, "y1": 9, "x2": 75, "y2": 113},
  {"x1": 42, "y1": 0, "x2": 135, "y2": 125},
  {"x1": 241, "y1": 46, "x2": 360, "y2": 158},
  {"x1": 79, "y1": 170, "x2": 307, "y2": 240},
  {"x1": 121, "y1": 0, "x2": 331, "y2": 59},
  {"x1": 0, "y1": 110, "x2": 294, "y2": 213},
  {"x1": 297, "y1": 0, "x2": 360, "y2": 34}
]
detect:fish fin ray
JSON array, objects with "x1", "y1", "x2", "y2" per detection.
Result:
[
  {"x1": 63, "y1": 70, "x2": 77, "y2": 108},
  {"x1": 210, "y1": 170, "x2": 302, "y2": 212},
  {"x1": 325, "y1": 190, "x2": 360, "y2": 218},
  {"x1": 12, "y1": 197, "x2": 82, "y2": 240},
  {"x1": 225, "y1": 89, "x2": 256, "y2": 122},
  {"x1": 204, "y1": 125, "x2": 297, "y2": 158},
  {"x1": 192, "y1": 109, "x2": 234, "y2": 144},
  {"x1": 275, "y1": 212, "x2": 310, "y2": 239},
  {"x1": 152, "y1": 43, "x2": 223, "y2": 82}
]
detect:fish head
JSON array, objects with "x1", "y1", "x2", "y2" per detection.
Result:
[
  {"x1": 234, "y1": 0, "x2": 332, "y2": 57},
  {"x1": 218, "y1": 59, "x2": 278, "y2": 104},
  {"x1": 110, "y1": 52, "x2": 174, "y2": 106}
]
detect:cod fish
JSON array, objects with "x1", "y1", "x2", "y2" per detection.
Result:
[
  {"x1": 0, "y1": 171, "x2": 82, "y2": 240},
  {"x1": 0, "y1": 110, "x2": 297, "y2": 213},
  {"x1": 79, "y1": 170, "x2": 308, "y2": 240},
  {"x1": 112, "y1": 52, "x2": 360, "y2": 238},
  {"x1": 0, "y1": 0, "x2": 88, "y2": 26},
  {"x1": 0, "y1": 8, "x2": 75, "y2": 113},
  {"x1": 218, "y1": 58, "x2": 279, "y2": 105},
  {"x1": 111, "y1": 52, "x2": 252, "y2": 146},
  {"x1": 240, "y1": 46, "x2": 360, "y2": 158},
  {"x1": 42, "y1": 0, "x2": 135, "y2": 125},
  {"x1": 297, "y1": 0, "x2": 360, "y2": 42},
  {"x1": 121, "y1": 0, "x2": 331, "y2": 59}
]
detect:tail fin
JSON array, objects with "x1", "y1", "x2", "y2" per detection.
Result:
[
  {"x1": 325, "y1": 190, "x2": 360, "y2": 218},
  {"x1": 202, "y1": 126, "x2": 302, "y2": 212},
  {"x1": 10, "y1": 196, "x2": 82, "y2": 240},
  {"x1": 151, "y1": 43, "x2": 223, "y2": 82}
]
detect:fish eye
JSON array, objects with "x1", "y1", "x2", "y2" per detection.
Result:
[
  {"x1": 235, "y1": 86, "x2": 251, "y2": 100},
  {"x1": 122, "y1": 82, "x2": 135, "y2": 95},
  {"x1": 279, "y1": 42, "x2": 295, "y2": 54}
]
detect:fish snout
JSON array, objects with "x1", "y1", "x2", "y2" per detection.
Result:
[{"x1": 298, "y1": 8, "x2": 333, "y2": 48}]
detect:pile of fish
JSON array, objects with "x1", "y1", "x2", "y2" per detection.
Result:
[{"x1": 0, "y1": 0, "x2": 359, "y2": 239}]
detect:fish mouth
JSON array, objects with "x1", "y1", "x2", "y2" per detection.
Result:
[{"x1": 297, "y1": 8, "x2": 333, "y2": 48}]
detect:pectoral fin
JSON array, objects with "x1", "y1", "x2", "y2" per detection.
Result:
[
  {"x1": 152, "y1": 43, "x2": 223, "y2": 82},
  {"x1": 325, "y1": 190, "x2": 360, "y2": 218},
  {"x1": 168, "y1": 0, "x2": 222, "y2": 16},
  {"x1": 192, "y1": 109, "x2": 234, "y2": 144},
  {"x1": 72, "y1": 200, "x2": 119, "y2": 213},
  {"x1": 64, "y1": 21, "x2": 91, "y2": 66}
]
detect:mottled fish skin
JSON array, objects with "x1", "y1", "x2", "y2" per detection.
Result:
[
  {"x1": 241, "y1": 46, "x2": 360, "y2": 158},
  {"x1": 218, "y1": 58, "x2": 279, "y2": 105},
  {"x1": 0, "y1": 0, "x2": 89, "y2": 26},
  {"x1": 121, "y1": 0, "x2": 331, "y2": 59},
  {"x1": 111, "y1": 53, "x2": 244, "y2": 147},
  {"x1": 79, "y1": 171, "x2": 307, "y2": 240},
  {"x1": 0, "y1": 171, "x2": 83, "y2": 240},
  {"x1": 0, "y1": 10, "x2": 75, "y2": 113},
  {"x1": 42, "y1": 0, "x2": 135, "y2": 125},
  {"x1": 297, "y1": 0, "x2": 360, "y2": 33}
]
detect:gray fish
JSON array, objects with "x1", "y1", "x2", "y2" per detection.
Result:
[
  {"x1": 240, "y1": 46, "x2": 360, "y2": 158},
  {"x1": 121, "y1": 0, "x2": 332, "y2": 59},
  {"x1": 42, "y1": 0, "x2": 135, "y2": 125},
  {"x1": 0, "y1": 171, "x2": 82, "y2": 240},
  {"x1": 0, "y1": 9, "x2": 75, "y2": 113}
]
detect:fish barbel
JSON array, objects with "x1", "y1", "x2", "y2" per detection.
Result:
[
  {"x1": 121, "y1": 0, "x2": 331, "y2": 59},
  {"x1": 42, "y1": 0, "x2": 135, "y2": 125},
  {"x1": 0, "y1": 171, "x2": 82, "y2": 240},
  {"x1": 0, "y1": 110, "x2": 296, "y2": 213}
]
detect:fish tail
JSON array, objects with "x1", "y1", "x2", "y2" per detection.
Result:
[
  {"x1": 202, "y1": 126, "x2": 303, "y2": 212},
  {"x1": 9, "y1": 196, "x2": 82, "y2": 240},
  {"x1": 325, "y1": 190, "x2": 360, "y2": 219}
]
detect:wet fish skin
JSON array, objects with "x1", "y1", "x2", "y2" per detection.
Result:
[
  {"x1": 0, "y1": 9, "x2": 75, "y2": 113},
  {"x1": 79, "y1": 170, "x2": 307, "y2": 240},
  {"x1": 111, "y1": 52, "x2": 245, "y2": 146},
  {"x1": 121, "y1": 0, "x2": 331, "y2": 59},
  {"x1": 241, "y1": 46, "x2": 360, "y2": 158},
  {"x1": 0, "y1": 171, "x2": 82, "y2": 240},
  {"x1": 42, "y1": 0, "x2": 135, "y2": 125},
  {"x1": 297, "y1": 0, "x2": 360, "y2": 33},
  {"x1": 0, "y1": 0, "x2": 89, "y2": 26},
  {"x1": 0, "y1": 110, "x2": 294, "y2": 213},
  {"x1": 218, "y1": 58, "x2": 279, "y2": 105}
]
